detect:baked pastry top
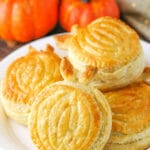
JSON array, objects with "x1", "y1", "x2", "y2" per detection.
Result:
[
  {"x1": 104, "y1": 82, "x2": 150, "y2": 150},
  {"x1": 29, "y1": 81, "x2": 112, "y2": 150},
  {"x1": 71, "y1": 17, "x2": 142, "y2": 69},
  {"x1": 60, "y1": 17, "x2": 145, "y2": 91},
  {"x1": 0, "y1": 45, "x2": 62, "y2": 125}
]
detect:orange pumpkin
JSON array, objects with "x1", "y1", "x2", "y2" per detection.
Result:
[
  {"x1": 0, "y1": 0, "x2": 58, "y2": 43},
  {"x1": 59, "y1": 0, "x2": 120, "y2": 31}
]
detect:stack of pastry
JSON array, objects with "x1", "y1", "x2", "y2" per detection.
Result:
[
  {"x1": 54, "y1": 17, "x2": 150, "y2": 150},
  {"x1": 1, "y1": 16, "x2": 150, "y2": 150}
]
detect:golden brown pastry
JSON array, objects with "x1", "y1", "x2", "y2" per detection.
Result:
[
  {"x1": 28, "y1": 81, "x2": 112, "y2": 150},
  {"x1": 60, "y1": 17, "x2": 145, "y2": 91},
  {"x1": 104, "y1": 82, "x2": 150, "y2": 150},
  {"x1": 53, "y1": 34, "x2": 72, "y2": 50},
  {"x1": 0, "y1": 45, "x2": 62, "y2": 125}
]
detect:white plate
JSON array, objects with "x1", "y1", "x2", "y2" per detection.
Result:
[{"x1": 0, "y1": 34, "x2": 150, "y2": 150}]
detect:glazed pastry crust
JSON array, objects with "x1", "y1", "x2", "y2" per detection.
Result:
[
  {"x1": 60, "y1": 17, "x2": 145, "y2": 91},
  {"x1": 0, "y1": 45, "x2": 62, "y2": 125},
  {"x1": 104, "y1": 82, "x2": 150, "y2": 150},
  {"x1": 28, "y1": 81, "x2": 112, "y2": 150}
]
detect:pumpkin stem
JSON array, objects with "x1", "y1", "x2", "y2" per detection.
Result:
[{"x1": 81, "y1": 0, "x2": 90, "y2": 3}]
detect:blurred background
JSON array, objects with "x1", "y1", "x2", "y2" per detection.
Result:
[{"x1": 0, "y1": 0, "x2": 149, "y2": 60}]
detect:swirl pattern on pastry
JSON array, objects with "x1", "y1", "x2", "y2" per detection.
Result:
[
  {"x1": 60, "y1": 17, "x2": 145, "y2": 91},
  {"x1": 0, "y1": 45, "x2": 62, "y2": 125},
  {"x1": 104, "y1": 82, "x2": 150, "y2": 150},
  {"x1": 29, "y1": 81, "x2": 112, "y2": 150},
  {"x1": 70, "y1": 17, "x2": 141, "y2": 70}
]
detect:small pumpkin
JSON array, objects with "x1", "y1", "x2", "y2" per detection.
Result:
[
  {"x1": 59, "y1": 0, "x2": 120, "y2": 31},
  {"x1": 0, "y1": 0, "x2": 58, "y2": 43}
]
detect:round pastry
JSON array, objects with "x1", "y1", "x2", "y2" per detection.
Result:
[
  {"x1": 104, "y1": 82, "x2": 150, "y2": 150},
  {"x1": 28, "y1": 81, "x2": 112, "y2": 150},
  {"x1": 0, "y1": 45, "x2": 62, "y2": 125},
  {"x1": 60, "y1": 17, "x2": 145, "y2": 91}
]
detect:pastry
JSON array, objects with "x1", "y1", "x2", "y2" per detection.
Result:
[
  {"x1": 28, "y1": 81, "x2": 112, "y2": 150},
  {"x1": 60, "y1": 17, "x2": 145, "y2": 91},
  {"x1": 53, "y1": 34, "x2": 72, "y2": 50},
  {"x1": 104, "y1": 82, "x2": 150, "y2": 150},
  {"x1": 0, "y1": 45, "x2": 62, "y2": 125},
  {"x1": 136, "y1": 67, "x2": 150, "y2": 84}
]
